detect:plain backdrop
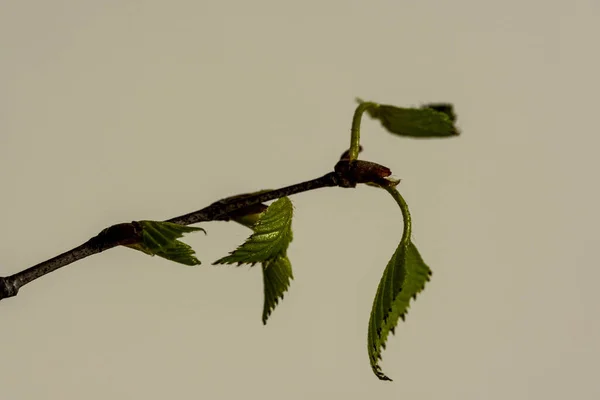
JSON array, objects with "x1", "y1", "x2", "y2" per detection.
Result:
[{"x1": 1, "y1": 1, "x2": 599, "y2": 399}]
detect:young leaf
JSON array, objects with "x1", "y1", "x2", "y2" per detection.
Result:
[
  {"x1": 367, "y1": 241, "x2": 431, "y2": 381},
  {"x1": 213, "y1": 197, "x2": 293, "y2": 265},
  {"x1": 357, "y1": 98, "x2": 459, "y2": 138},
  {"x1": 125, "y1": 220, "x2": 206, "y2": 266},
  {"x1": 262, "y1": 255, "x2": 293, "y2": 324},
  {"x1": 367, "y1": 187, "x2": 432, "y2": 381},
  {"x1": 217, "y1": 196, "x2": 295, "y2": 323}
]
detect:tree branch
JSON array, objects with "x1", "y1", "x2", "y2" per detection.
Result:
[
  {"x1": 166, "y1": 171, "x2": 340, "y2": 225},
  {"x1": 0, "y1": 156, "x2": 396, "y2": 302},
  {"x1": 0, "y1": 169, "x2": 347, "y2": 301}
]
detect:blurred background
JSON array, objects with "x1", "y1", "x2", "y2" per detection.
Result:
[{"x1": 1, "y1": 1, "x2": 598, "y2": 398}]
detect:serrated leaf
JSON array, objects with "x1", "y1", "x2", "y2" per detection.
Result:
[
  {"x1": 213, "y1": 197, "x2": 293, "y2": 265},
  {"x1": 358, "y1": 99, "x2": 459, "y2": 138},
  {"x1": 368, "y1": 241, "x2": 431, "y2": 381},
  {"x1": 125, "y1": 220, "x2": 205, "y2": 266},
  {"x1": 366, "y1": 186, "x2": 432, "y2": 381},
  {"x1": 217, "y1": 196, "x2": 295, "y2": 323},
  {"x1": 262, "y1": 255, "x2": 293, "y2": 324}
]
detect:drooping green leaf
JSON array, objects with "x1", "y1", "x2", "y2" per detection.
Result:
[
  {"x1": 261, "y1": 255, "x2": 293, "y2": 324},
  {"x1": 357, "y1": 98, "x2": 459, "y2": 138},
  {"x1": 367, "y1": 186, "x2": 432, "y2": 381},
  {"x1": 213, "y1": 197, "x2": 293, "y2": 265},
  {"x1": 368, "y1": 242, "x2": 431, "y2": 381},
  {"x1": 125, "y1": 220, "x2": 206, "y2": 266}
]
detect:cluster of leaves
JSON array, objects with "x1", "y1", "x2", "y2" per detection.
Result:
[
  {"x1": 213, "y1": 197, "x2": 294, "y2": 324},
  {"x1": 125, "y1": 199, "x2": 294, "y2": 325},
  {"x1": 123, "y1": 99, "x2": 458, "y2": 381}
]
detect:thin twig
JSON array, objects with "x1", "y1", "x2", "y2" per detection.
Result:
[
  {"x1": 0, "y1": 156, "x2": 395, "y2": 303},
  {"x1": 0, "y1": 171, "x2": 340, "y2": 301},
  {"x1": 167, "y1": 172, "x2": 340, "y2": 225}
]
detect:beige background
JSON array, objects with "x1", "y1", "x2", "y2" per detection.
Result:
[{"x1": 1, "y1": 0, "x2": 598, "y2": 399}]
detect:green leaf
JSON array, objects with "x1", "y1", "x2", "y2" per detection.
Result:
[
  {"x1": 367, "y1": 186, "x2": 432, "y2": 381},
  {"x1": 357, "y1": 98, "x2": 459, "y2": 138},
  {"x1": 217, "y1": 196, "x2": 295, "y2": 323},
  {"x1": 213, "y1": 197, "x2": 294, "y2": 265},
  {"x1": 262, "y1": 255, "x2": 294, "y2": 324},
  {"x1": 125, "y1": 220, "x2": 206, "y2": 266},
  {"x1": 368, "y1": 242, "x2": 431, "y2": 381}
]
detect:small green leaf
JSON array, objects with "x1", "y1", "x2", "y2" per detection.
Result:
[
  {"x1": 367, "y1": 186, "x2": 432, "y2": 381},
  {"x1": 213, "y1": 197, "x2": 293, "y2": 265},
  {"x1": 357, "y1": 98, "x2": 459, "y2": 138},
  {"x1": 125, "y1": 220, "x2": 205, "y2": 266},
  {"x1": 262, "y1": 255, "x2": 293, "y2": 324},
  {"x1": 218, "y1": 196, "x2": 295, "y2": 323},
  {"x1": 368, "y1": 241, "x2": 431, "y2": 381}
]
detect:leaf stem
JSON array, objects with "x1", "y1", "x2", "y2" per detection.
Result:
[
  {"x1": 349, "y1": 101, "x2": 378, "y2": 161},
  {"x1": 383, "y1": 186, "x2": 412, "y2": 244}
]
